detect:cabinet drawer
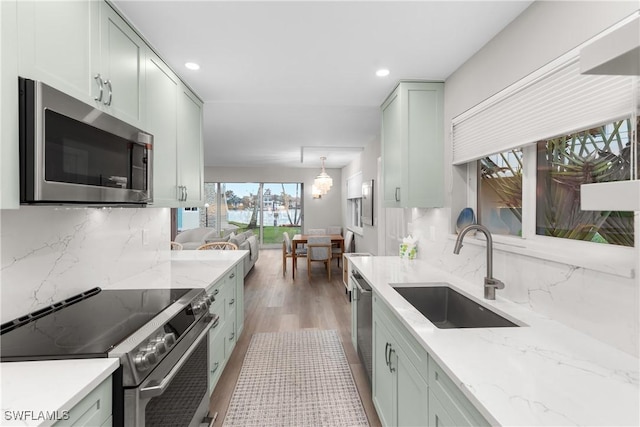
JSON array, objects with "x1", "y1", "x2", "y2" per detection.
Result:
[
  {"x1": 429, "y1": 358, "x2": 489, "y2": 427},
  {"x1": 373, "y1": 294, "x2": 428, "y2": 380},
  {"x1": 54, "y1": 377, "x2": 112, "y2": 427},
  {"x1": 209, "y1": 329, "x2": 226, "y2": 394},
  {"x1": 209, "y1": 287, "x2": 225, "y2": 322},
  {"x1": 222, "y1": 319, "x2": 236, "y2": 360},
  {"x1": 224, "y1": 282, "x2": 237, "y2": 319}
]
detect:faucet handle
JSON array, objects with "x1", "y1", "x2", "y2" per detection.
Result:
[{"x1": 485, "y1": 277, "x2": 505, "y2": 289}]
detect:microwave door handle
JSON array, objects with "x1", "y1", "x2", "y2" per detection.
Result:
[{"x1": 139, "y1": 316, "x2": 217, "y2": 399}]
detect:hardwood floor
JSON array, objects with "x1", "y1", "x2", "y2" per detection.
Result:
[{"x1": 208, "y1": 248, "x2": 381, "y2": 427}]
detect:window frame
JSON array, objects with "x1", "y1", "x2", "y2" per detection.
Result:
[{"x1": 466, "y1": 145, "x2": 636, "y2": 278}]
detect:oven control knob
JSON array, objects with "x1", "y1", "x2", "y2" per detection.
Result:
[
  {"x1": 192, "y1": 298, "x2": 209, "y2": 315},
  {"x1": 163, "y1": 332, "x2": 177, "y2": 349},
  {"x1": 134, "y1": 350, "x2": 158, "y2": 371},
  {"x1": 149, "y1": 338, "x2": 167, "y2": 355}
]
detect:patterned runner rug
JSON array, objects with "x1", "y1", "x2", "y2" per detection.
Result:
[{"x1": 223, "y1": 329, "x2": 370, "y2": 427}]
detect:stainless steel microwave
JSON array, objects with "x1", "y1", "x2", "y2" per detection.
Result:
[{"x1": 19, "y1": 78, "x2": 153, "y2": 205}]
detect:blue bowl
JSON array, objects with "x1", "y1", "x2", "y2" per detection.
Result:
[{"x1": 456, "y1": 208, "x2": 476, "y2": 233}]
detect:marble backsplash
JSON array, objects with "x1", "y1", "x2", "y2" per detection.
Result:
[
  {"x1": 0, "y1": 206, "x2": 170, "y2": 323},
  {"x1": 404, "y1": 208, "x2": 639, "y2": 358}
]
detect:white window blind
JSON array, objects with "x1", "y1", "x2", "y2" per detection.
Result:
[
  {"x1": 452, "y1": 55, "x2": 637, "y2": 165},
  {"x1": 346, "y1": 172, "x2": 362, "y2": 199}
]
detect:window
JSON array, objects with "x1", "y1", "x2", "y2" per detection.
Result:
[
  {"x1": 478, "y1": 149, "x2": 523, "y2": 236},
  {"x1": 349, "y1": 198, "x2": 363, "y2": 230},
  {"x1": 177, "y1": 182, "x2": 303, "y2": 247},
  {"x1": 346, "y1": 172, "x2": 363, "y2": 233},
  {"x1": 474, "y1": 118, "x2": 637, "y2": 248},
  {"x1": 536, "y1": 119, "x2": 636, "y2": 247}
]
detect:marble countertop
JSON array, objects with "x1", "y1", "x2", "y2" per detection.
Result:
[
  {"x1": 103, "y1": 250, "x2": 248, "y2": 290},
  {"x1": 0, "y1": 251, "x2": 246, "y2": 426},
  {"x1": 350, "y1": 256, "x2": 640, "y2": 426},
  {"x1": 0, "y1": 359, "x2": 119, "y2": 427}
]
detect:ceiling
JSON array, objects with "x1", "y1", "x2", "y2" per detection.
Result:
[{"x1": 112, "y1": 1, "x2": 533, "y2": 169}]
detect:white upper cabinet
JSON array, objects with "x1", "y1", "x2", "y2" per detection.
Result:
[
  {"x1": 145, "y1": 52, "x2": 179, "y2": 207},
  {"x1": 17, "y1": 1, "x2": 145, "y2": 128},
  {"x1": 7, "y1": 0, "x2": 205, "y2": 209},
  {"x1": 98, "y1": 2, "x2": 145, "y2": 127},
  {"x1": 1, "y1": 0, "x2": 20, "y2": 209},
  {"x1": 381, "y1": 81, "x2": 444, "y2": 208},
  {"x1": 17, "y1": 0, "x2": 100, "y2": 104},
  {"x1": 177, "y1": 85, "x2": 204, "y2": 206}
]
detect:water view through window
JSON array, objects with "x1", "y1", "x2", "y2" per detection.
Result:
[{"x1": 178, "y1": 182, "x2": 303, "y2": 246}]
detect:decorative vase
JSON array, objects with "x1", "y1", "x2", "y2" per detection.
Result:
[{"x1": 455, "y1": 208, "x2": 476, "y2": 233}]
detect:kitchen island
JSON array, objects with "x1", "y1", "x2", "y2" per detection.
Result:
[{"x1": 351, "y1": 255, "x2": 639, "y2": 426}]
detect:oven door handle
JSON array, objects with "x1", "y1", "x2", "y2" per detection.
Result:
[{"x1": 139, "y1": 314, "x2": 218, "y2": 399}]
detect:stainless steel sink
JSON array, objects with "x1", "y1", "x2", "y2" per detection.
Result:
[{"x1": 393, "y1": 285, "x2": 519, "y2": 329}]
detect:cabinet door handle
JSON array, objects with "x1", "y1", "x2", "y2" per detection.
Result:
[
  {"x1": 229, "y1": 298, "x2": 235, "y2": 306},
  {"x1": 213, "y1": 289, "x2": 219, "y2": 296},
  {"x1": 211, "y1": 361, "x2": 219, "y2": 374},
  {"x1": 94, "y1": 74, "x2": 104, "y2": 102},
  {"x1": 104, "y1": 79, "x2": 113, "y2": 106},
  {"x1": 395, "y1": 187, "x2": 401, "y2": 202},
  {"x1": 389, "y1": 348, "x2": 396, "y2": 373},
  {"x1": 229, "y1": 332, "x2": 235, "y2": 341},
  {"x1": 385, "y1": 343, "x2": 390, "y2": 367},
  {"x1": 229, "y1": 273, "x2": 235, "y2": 279}
]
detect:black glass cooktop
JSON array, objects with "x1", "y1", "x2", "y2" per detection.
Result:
[{"x1": 0, "y1": 288, "x2": 191, "y2": 362}]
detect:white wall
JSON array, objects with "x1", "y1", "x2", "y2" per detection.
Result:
[
  {"x1": 204, "y1": 166, "x2": 342, "y2": 233},
  {"x1": 0, "y1": 207, "x2": 170, "y2": 322},
  {"x1": 342, "y1": 137, "x2": 380, "y2": 255},
  {"x1": 350, "y1": 1, "x2": 640, "y2": 357}
]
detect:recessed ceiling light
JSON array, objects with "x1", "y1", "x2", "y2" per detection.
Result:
[
  {"x1": 185, "y1": 62, "x2": 200, "y2": 71},
  {"x1": 376, "y1": 69, "x2": 390, "y2": 77}
]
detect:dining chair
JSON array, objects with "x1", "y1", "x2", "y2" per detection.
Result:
[
  {"x1": 327, "y1": 226, "x2": 342, "y2": 235},
  {"x1": 282, "y1": 232, "x2": 307, "y2": 276},
  {"x1": 332, "y1": 229, "x2": 353, "y2": 267},
  {"x1": 307, "y1": 236, "x2": 332, "y2": 281},
  {"x1": 196, "y1": 242, "x2": 238, "y2": 250},
  {"x1": 307, "y1": 228, "x2": 326, "y2": 235},
  {"x1": 170, "y1": 241, "x2": 183, "y2": 251}
]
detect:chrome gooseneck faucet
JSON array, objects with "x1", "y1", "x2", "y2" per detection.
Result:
[{"x1": 453, "y1": 224, "x2": 505, "y2": 300}]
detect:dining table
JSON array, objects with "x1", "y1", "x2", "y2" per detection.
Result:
[{"x1": 291, "y1": 234, "x2": 344, "y2": 279}]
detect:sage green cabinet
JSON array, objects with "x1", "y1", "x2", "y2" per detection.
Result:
[
  {"x1": 176, "y1": 84, "x2": 204, "y2": 206},
  {"x1": 1, "y1": 0, "x2": 19, "y2": 209},
  {"x1": 428, "y1": 355, "x2": 490, "y2": 427},
  {"x1": 17, "y1": 0, "x2": 99, "y2": 104},
  {"x1": 145, "y1": 52, "x2": 204, "y2": 208},
  {"x1": 381, "y1": 81, "x2": 444, "y2": 208},
  {"x1": 207, "y1": 263, "x2": 244, "y2": 394},
  {"x1": 373, "y1": 313, "x2": 395, "y2": 426},
  {"x1": 145, "y1": 51, "x2": 180, "y2": 206},
  {"x1": 373, "y1": 295, "x2": 429, "y2": 427},
  {"x1": 54, "y1": 376, "x2": 112, "y2": 426},
  {"x1": 98, "y1": 2, "x2": 145, "y2": 127},
  {"x1": 17, "y1": 1, "x2": 145, "y2": 128},
  {"x1": 372, "y1": 288, "x2": 489, "y2": 427}
]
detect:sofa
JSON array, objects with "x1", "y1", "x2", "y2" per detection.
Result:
[
  {"x1": 228, "y1": 231, "x2": 259, "y2": 277},
  {"x1": 174, "y1": 227, "x2": 220, "y2": 250},
  {"x1": 173, "y1": 228, "x2": 258, "y2": 277}
]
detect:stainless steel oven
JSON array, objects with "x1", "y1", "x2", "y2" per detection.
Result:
[
  {"x1": 1, "y1": 287, "x2": 217, "y2": 427},
  {"x1": 18, "y1": 77, "x2": 153, "y2": 205},
  {"x1": 123, "y1": 314, "x2": 218, "y2": 427},
  {"x1": 351, "y1": 270, "x2": 372, "y2": 387}
]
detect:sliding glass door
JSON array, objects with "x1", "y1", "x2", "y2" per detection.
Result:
[{"x1": 176, "y1": 182, "x2": 303, "y2": 248}]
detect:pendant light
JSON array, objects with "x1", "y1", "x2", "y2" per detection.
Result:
[{"x1": 314, "y1": 157, "x2": 333, "y2": 195}]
